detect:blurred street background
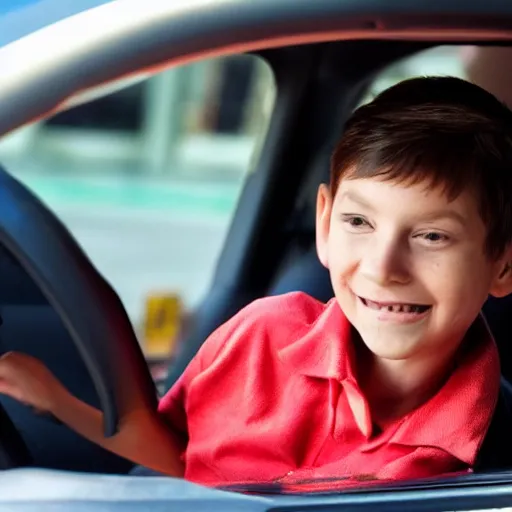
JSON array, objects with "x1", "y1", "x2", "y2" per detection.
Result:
[{"x1": 0, "y1": 47, "x2": 470, "y2": 354}]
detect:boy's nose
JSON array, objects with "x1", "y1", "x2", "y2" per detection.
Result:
[{"x1": 360, "y1": 237, "x2": 411, "y2": 286}]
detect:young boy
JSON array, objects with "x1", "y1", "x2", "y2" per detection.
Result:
[{"x1": 1, "y1": 76, "x2": 512, "y2": 487}]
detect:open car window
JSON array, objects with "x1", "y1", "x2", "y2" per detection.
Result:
[
  {"x1": 0, "y1": 55, "x2": 275, "y2": 360},
  {"x1": 1, "y1": 0, "x2": 512, "y2": 503}
]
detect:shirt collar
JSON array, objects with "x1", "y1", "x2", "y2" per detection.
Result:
[
  {"x1": 277, "y1": 299, "x2": 500, "y2": 465},
  {"x1": 277, "y1": 298, "x2": 350, "y2": 382}
]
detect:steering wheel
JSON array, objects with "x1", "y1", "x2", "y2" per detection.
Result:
[{"x1": 0, "y1": 164, "x2": 157, "y2": 468}]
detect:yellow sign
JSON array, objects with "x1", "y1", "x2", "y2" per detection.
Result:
[{"x1": 143, "y1": 293, "x2": 182, "y2": 358}]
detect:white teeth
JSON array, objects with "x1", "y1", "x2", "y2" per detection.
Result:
[
  {"x1": 363, "y1": 299, "x2": 425, "y2": 314},
  {"x1": 389, "y1": 304, "x2": 409, "y2": 313}
]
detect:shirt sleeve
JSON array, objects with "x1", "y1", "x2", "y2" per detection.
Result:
[
  {"x1": 157, "y1": 314, "x2": 237, "y2": 450},
  {"x1": 156, "y1": 295, "x2": 285, "y2": 457},
  {"x1": 157, "y1": 353, "x2": 200, "y2": 443}
]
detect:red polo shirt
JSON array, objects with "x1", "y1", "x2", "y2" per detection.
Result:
[{"x1": 158, "y1": 292, "x2": 500, "y2": 488}]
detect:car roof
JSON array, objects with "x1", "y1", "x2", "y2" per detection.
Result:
[{"x1": 2, "y1": 0, "x2": 512, "y2": 137}]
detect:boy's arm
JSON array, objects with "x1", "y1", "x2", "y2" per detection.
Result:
[
  {"x1": 0, "y1": 352, "x2": 184, "y2": 477},
  {"x1": 53, "y1": 389, "x2": 185, "y2": 476}
]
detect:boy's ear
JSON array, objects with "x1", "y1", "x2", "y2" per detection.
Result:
[
  {"x1": 490, "y1": 249, "x2": 512, "y2": 298},
  {"x1": 316, "y1": 184, "x2": 333, "y2": 269}
]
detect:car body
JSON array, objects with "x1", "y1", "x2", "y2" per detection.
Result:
[{"x1": 1, "y1": 0, "x2": 512, "y2": 510}]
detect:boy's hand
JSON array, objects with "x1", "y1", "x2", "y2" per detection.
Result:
[{"x1": 0, "y1": 352, "x2": 63, "y2": 414}]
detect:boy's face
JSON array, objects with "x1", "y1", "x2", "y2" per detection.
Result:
[{"x1": 316, "y1": 175, "x2": 512, "y2": 363}]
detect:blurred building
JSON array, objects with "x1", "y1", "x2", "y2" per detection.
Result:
[{"x1": 0, "y1": 55, "x2": 275, "y2": 180}]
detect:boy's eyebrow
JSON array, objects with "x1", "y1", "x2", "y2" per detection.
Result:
[
  {"x1": 419, "y1": 210, "x2": 467, "y2": 226},
  {"x1": 338, "y1": 190, "x2": 375, "y2": 211}
]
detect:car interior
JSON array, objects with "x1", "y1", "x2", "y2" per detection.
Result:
[{"x1": 1, "y1": 38, "x2": 512, "y2": 487}]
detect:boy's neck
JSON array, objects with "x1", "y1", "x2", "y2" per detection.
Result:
[{"x1": 355, "y1": 336, "x2": 459, "y2": 428}]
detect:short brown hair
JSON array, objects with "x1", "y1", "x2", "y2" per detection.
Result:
[{"x1": 331, "y1": 76, "x2": 512, "y2": 259}]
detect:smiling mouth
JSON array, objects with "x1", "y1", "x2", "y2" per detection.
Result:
[{"x1": 359, "y1": 297, "x2": 431, "y2": 314}]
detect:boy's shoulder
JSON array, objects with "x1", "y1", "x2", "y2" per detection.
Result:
[
  {"x1": 198, "y1": 292, "x2": 333, "y2": 368},
  {"x1": 241, "y1": 291, "x2": 327, "y2": 325}
]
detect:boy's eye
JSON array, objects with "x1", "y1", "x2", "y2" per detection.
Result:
[
  {"x1": 417, "y1": 231, "x2": 449, "y2": 244},
  {"x1": 349, "y1": 217, "x2": 366, "y2": 227},
  {"x1": 341, "y1": 215, "x2": 371, "y2": 230}
]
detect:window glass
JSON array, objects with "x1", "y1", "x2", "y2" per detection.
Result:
[
  {"x1": 0, "y1": 55, "x2": 275, "y2": 357},
  {"x1": 362, "y1": 45, "x2": 512, "y2": 109},
  {"x1": 360, "y1": 45, "x2": 468, "y2": 106}
]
